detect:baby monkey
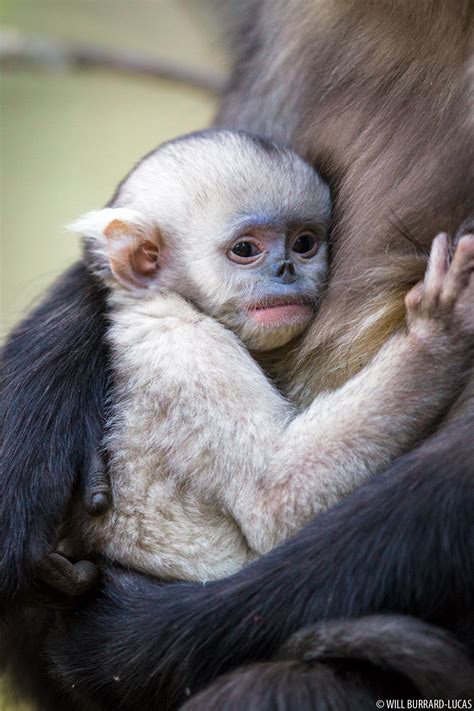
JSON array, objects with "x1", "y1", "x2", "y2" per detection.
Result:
[{"x1": 67, "y1": 129, "x2": 474, "y2": 581}]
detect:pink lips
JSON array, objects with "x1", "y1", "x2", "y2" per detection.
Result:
[{"x1": 248, "y1": 303, "x2": 313, "y2": 326}]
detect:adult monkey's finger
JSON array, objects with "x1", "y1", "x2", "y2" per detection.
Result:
[
  {"x1": 31, "y1": 552, "x2": 99, "y2": 608},
  {"x1": 83, "y1": 449, "x2": 111, "y2": 516}
]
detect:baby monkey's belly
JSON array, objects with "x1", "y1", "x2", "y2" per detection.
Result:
[{"x1": 69, "y1": 464, "x2": 254, "y2": 581}]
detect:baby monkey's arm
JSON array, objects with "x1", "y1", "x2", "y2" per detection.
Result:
[
  {"x1": 110, "y1": 233, "x2": 474, "y2": 556},
  {"x1": 234, "y1": 232, "x2": 474, "y2": 552}
]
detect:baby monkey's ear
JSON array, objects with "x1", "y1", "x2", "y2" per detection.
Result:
[{"x1": 69, "y1": 208, "x2": 161, "y2": 290}]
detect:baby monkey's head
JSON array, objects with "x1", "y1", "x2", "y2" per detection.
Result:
[{"x1": 73, "y1": 129, "x2": 331, "y2": 351}]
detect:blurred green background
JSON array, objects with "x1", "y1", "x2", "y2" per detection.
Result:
[
  {"x1": 0, "y1": 1, "x2": 224, "y2": 709},
  {"x1": 1, "y1": 0, "x2": 225, "y2": 338}
]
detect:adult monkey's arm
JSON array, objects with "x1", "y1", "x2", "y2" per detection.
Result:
[{"x1": 0, "y1": 262, "x2": 110, "y2": 611}]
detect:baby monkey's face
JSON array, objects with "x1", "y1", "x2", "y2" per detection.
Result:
[{"x1": 178, "y1": 217, "x2": 328, "y2": 351}]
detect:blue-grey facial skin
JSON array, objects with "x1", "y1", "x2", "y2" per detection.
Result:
[{"x1": 225, "y1": 213, "x2": 327, "y2": 288}]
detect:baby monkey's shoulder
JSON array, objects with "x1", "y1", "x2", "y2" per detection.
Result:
[
  {"x1": 108, "y1": 290, "x2": 243, "y2": 359},
  {"x1": 110, "y1": 290, "x2": 204, "y2": 327}
]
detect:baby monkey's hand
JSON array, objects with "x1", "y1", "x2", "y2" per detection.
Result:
[{"x1": 405, "y1": 230, "x2": 474, "y2": 348}]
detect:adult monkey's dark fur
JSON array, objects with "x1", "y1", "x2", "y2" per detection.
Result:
[
  {"x1": 1, "y1": 0, "x2": 474, "y2": 709},
  {"x1": 1, "y1": 262, "x2": 109, "y2": 608}
]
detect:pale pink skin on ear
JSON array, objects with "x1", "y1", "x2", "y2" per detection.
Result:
[{"x1": 104, "y1": 219, "x2": 160, "y2": 290}]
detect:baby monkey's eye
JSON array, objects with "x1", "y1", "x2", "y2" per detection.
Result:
[
  {"x1": 292, "y1": 233, "x2": 319, "y2": 258},
  {"x1": 228, "y1": 240, "x2": 263, "y2": 264},
  {"x1": 233, "y1": 242, "x2": 260, "y2": 257}
]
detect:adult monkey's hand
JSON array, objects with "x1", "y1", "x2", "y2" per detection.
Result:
[
  {"x1": 28, "y1": 452, "x2": 110, "y2": 609},
  {"x1": 30, "y1": 554, "x2": 99, "y2": 609},
  {"x1": 0, "y1": 262, "x2": 110, "y2": 618}
]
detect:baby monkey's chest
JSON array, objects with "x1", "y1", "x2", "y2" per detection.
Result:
[{"x1": 74, "y1": 434, "x2": 254, "y2": 581}]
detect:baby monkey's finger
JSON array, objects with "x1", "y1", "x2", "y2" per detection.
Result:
[
  {"x1": 83, "y1": 450, "x2": 111, "y2": 516},
  {"x1": 441, "y1": 233, "x2": 474, "y2": 310},
  {"x1": 404, "y1": 281, "x2": 424, "y2": 313},
  {"x1": 451, "y1": 218, "x2": 474, "y2": 253},
  {"x1": 424, "y1": 233, "x2": 450, "y2": 301}
]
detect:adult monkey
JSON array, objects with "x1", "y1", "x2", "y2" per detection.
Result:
[{"x1": 1, "y1": 0, "x2": 474, "y2": 709}]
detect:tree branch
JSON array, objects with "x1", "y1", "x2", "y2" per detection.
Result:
[{"x1": 0, "y1": 28, "x2": 226, "y2": 95}]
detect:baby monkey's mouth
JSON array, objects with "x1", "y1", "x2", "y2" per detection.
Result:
[{"x1": 246, "y1": 297, "x2": 315, "y2": 327}]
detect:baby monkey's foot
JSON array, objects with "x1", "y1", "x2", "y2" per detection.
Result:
[{"x1": 405, "y1": 230, "x2": 474, "y2": 345}]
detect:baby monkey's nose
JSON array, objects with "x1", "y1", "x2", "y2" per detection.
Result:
[{"x1": 273, "y1": 259, "x2": 296, "y2": 283}]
